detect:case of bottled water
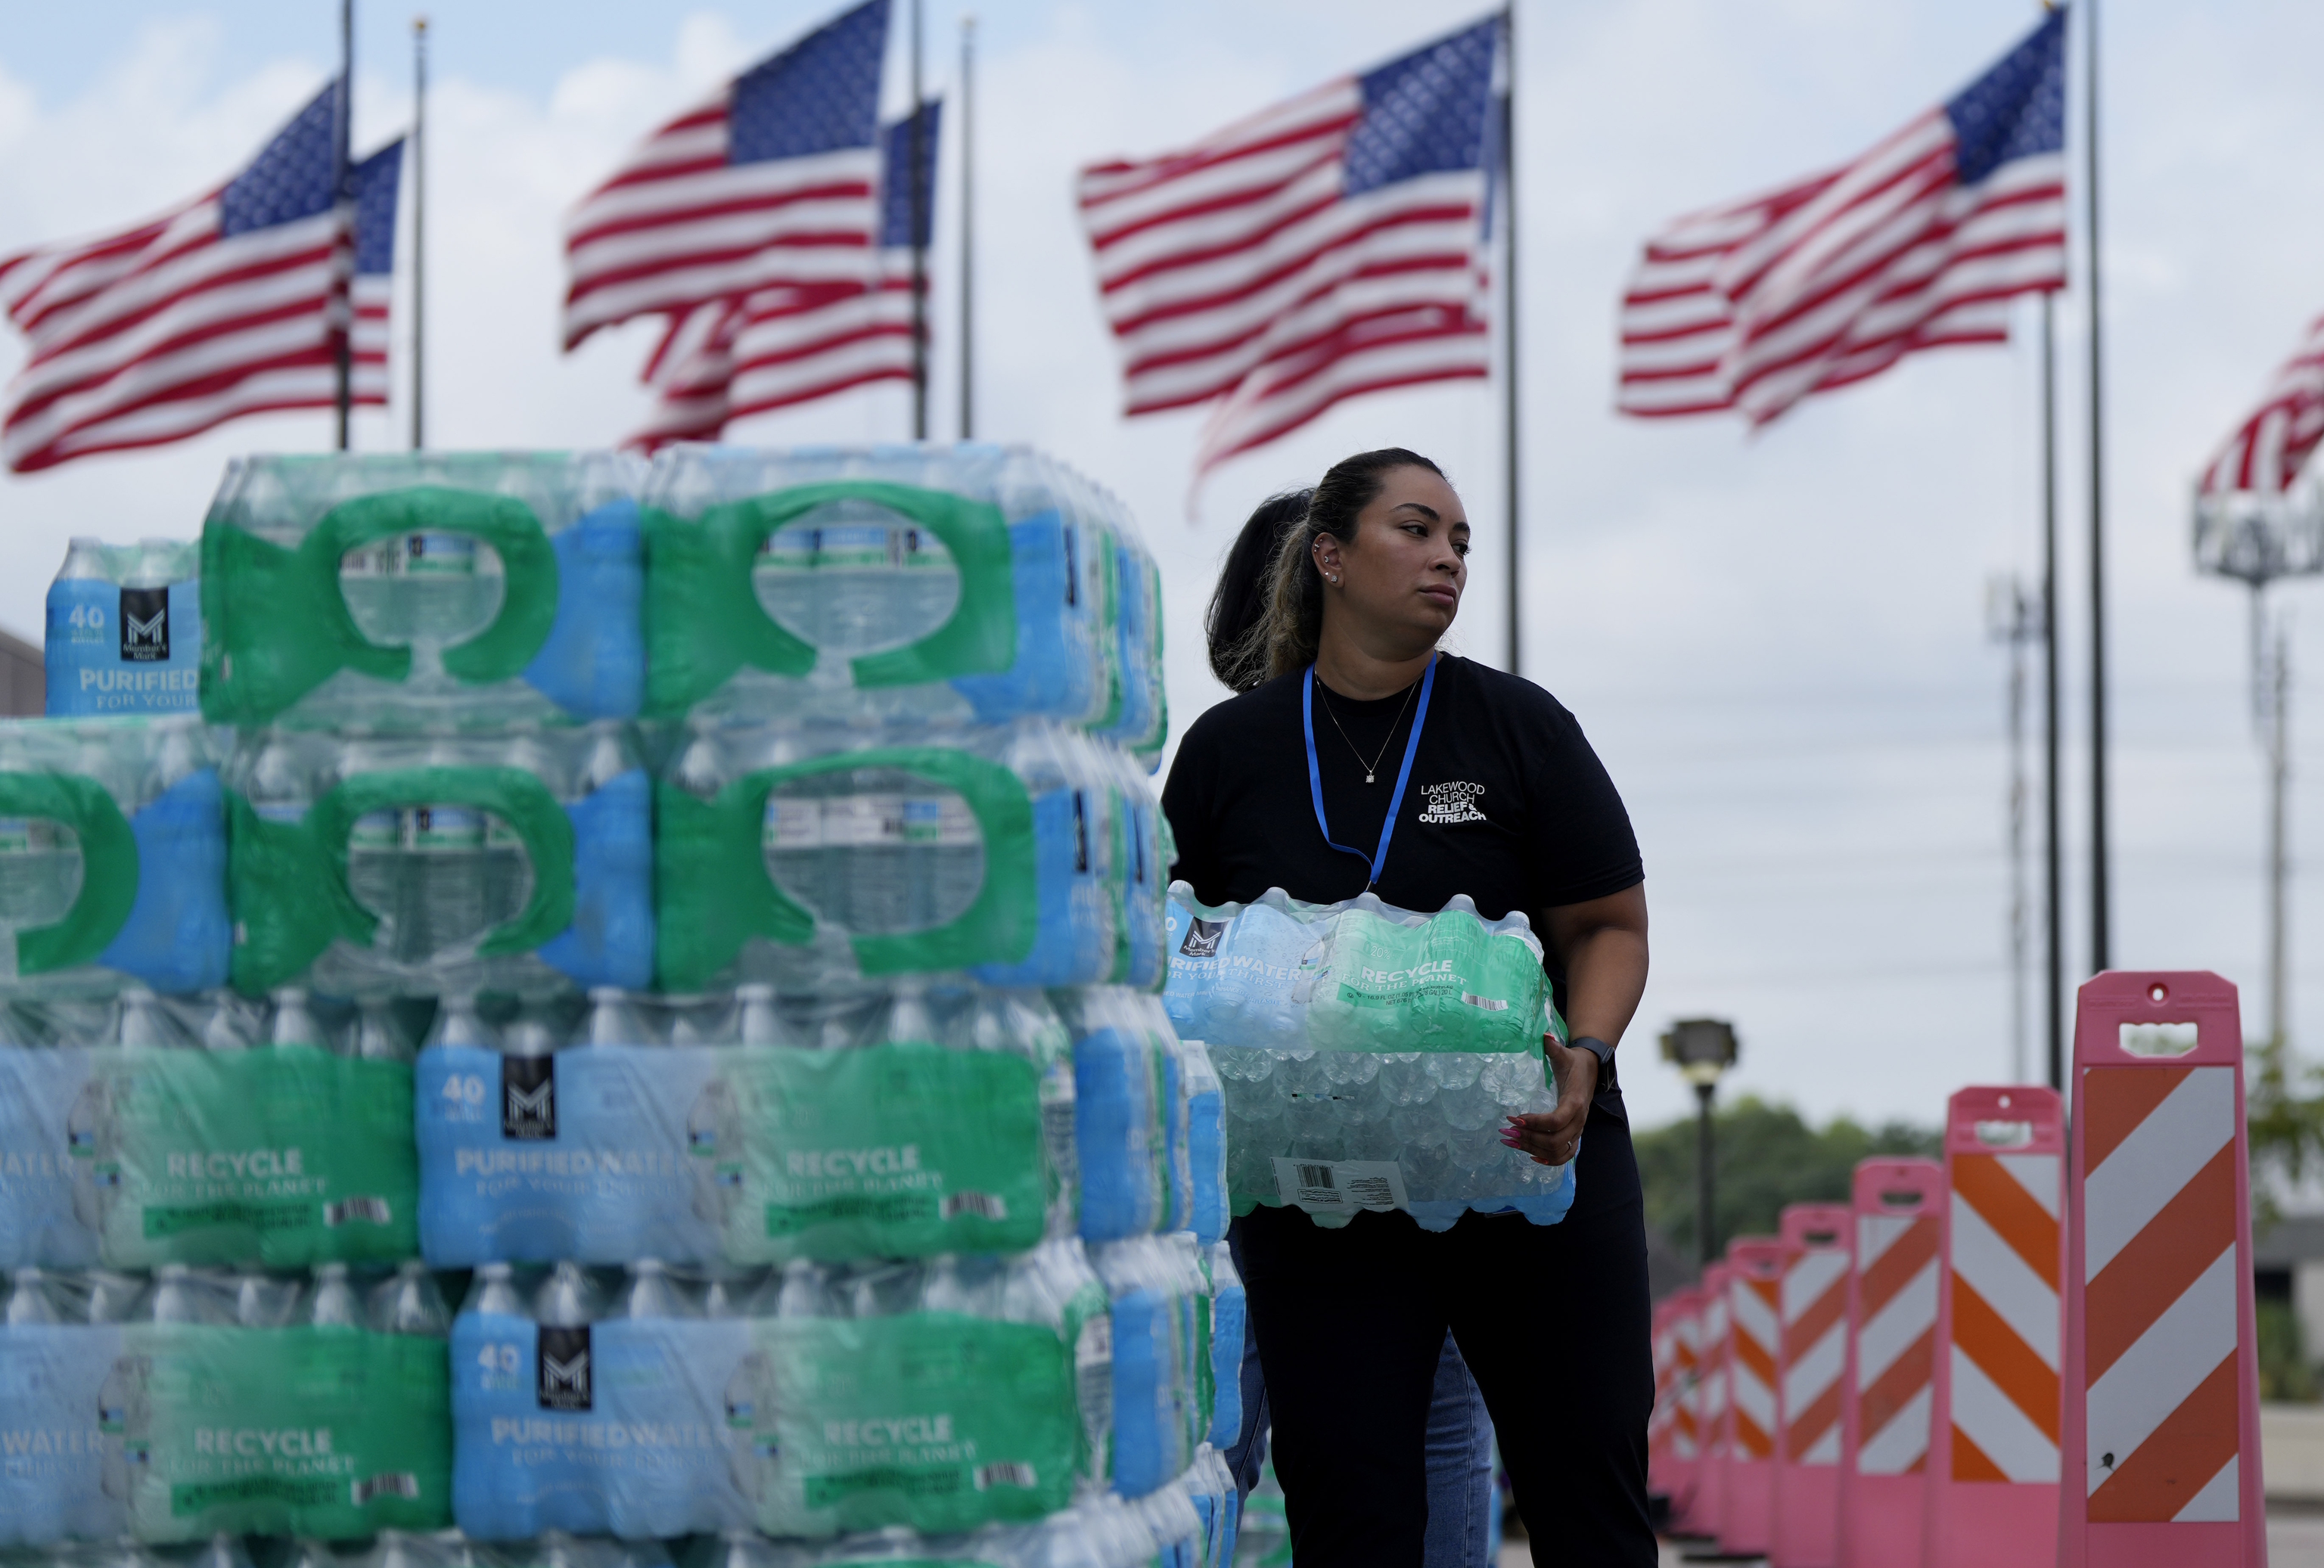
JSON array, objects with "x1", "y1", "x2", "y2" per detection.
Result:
[
  {"x1": 416, "y1": 992, "x2": 723, "y2": 1267},
  {"x1": 691, "y1": 983, "x2": 1078, "y2": 1265},
  {"x1": 0, "y1": 1262, "x2": 452, "y2": 1544},
  {"x1": 1092, "y1": 1236, "x2": 1201, "y2": 1501},
  {"x1": 1163, "y1": 883, "x2": 1576, "y2": 1232},
  {"x1": 0, "y1": 718, "x2": 227, "y2": 995},
  {"x1": 639, "y1": 446, "x2": 1160, "y2": 756},
  {"x1": 655, "y1": 720, "x2": 1148, "y2": 993},
  {"x1": 46, "y1": 539, "x2": 203, "y2": 717},
  {"x1": 1198, "y1": 1244, "x2": 1244, "y2": 1452},
  {"x1": 1053, "y1": 991, "x2": 1166, "y2": 1244},
  {"x1": 225, "y1": 724, "x2": 652, "y2": 998},
  {"x1": 726, "y1": 1240, "x2": 1111, "y2": 1536},
  {"x1": 0, "y1": 989, "x2": 419, "y2": 1270},
  {"x1": 449, "y1": 1260, "x2": 757, "y2": 1539},
  {"x1": 748, "y1": 1471, "x2": 1210, "y2": 1568},
  {"x1": 199, "y1": 452, "x2": 646, "y2": 729}
]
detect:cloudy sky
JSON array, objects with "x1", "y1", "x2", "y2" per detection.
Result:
[{"x1": 1, "y1": 0, "x2": 2317, "y2": 1136}]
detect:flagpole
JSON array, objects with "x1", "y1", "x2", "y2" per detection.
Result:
[
  {"x1": 334, "y1": 0, "x2": 355, "y2": 450},
  {"x1": 908, "y1": 0, "x2": 927, "y2": 441},
  {"x1": 2042, "y1": 289, "x2": 2064, "y2": 1090},
  {"x1": 411, "y1": 15, "x2": 427, "y2": 451},
  {"x1": 2084, "y1": 0, "x2": 2111, "y2": 971},
  {"x1": 958, "y1": 14, "x2": 975, "y2": 442},
  {"x1": 1500, "y1": 2, "x2": 1521, "y2": 677}
]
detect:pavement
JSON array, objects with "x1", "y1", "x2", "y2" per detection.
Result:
[{"x1": 1486, "y1": 1508, "x2": 2324, "y2": 1566}]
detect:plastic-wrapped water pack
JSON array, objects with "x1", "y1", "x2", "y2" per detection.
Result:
[
  {"x1": 225, "y1": 723, "x2": 652, "y2": 998},
  {"x1": 198, "y1": 452, "x2": 646, "y2": 728},
  {"x1": 2, "y1": 989, "x2": 420, "y2": 1271},
  {"x1": 654, "y1": 721, "x2": 1149, "y2": 992},
  {"x1": 46, "y1": 538, "x2": 202, "y2": 718},
  {"x1": 0, "y1": 1262, "x2": 452, "y2": 1544},
  {"x1": 748, "y1": 1470, "x2": 1212, "y2": 1568},
  {"x1": 639, "y1": 445, "x2": 1162, "y2": 758},
  {"x1": 725, "y1": 1240, "x2": 1111, "y2": 1537},
  {"x1": 0, "y1": 718, "x2": 226, "y2": 995},
  {"x1": 1164, "y1": 884, "x2": 1574, "y2": 1231}
]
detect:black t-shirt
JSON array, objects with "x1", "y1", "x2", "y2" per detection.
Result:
[{"x1": 1162, "y1": 654, "x2": 1642, "y2": 1014}]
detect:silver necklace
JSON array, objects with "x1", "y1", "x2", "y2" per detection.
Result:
[{"x1": 1317, "y1": 677, "x2": 1418, "y2": 784}]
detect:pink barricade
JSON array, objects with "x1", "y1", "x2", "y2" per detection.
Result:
[
  {"x1": 1667, "y1": 1285, "x2": 1705, "y2": 1529},
  {"x1": 1651, "y1": 1296, "x2": 1682, "y2": 1501},
  {"x1": 2060, "y1": 972, "x2": 2265, "y2": 1567},
  {"x1": 1837, "y1": 1157, "x2": 1943, "y2": 1568},
  {"x1": 1771, "y1": 1203, "x2": 1853, "y2": 1567},
  {"x1": 1690, "y1": 1260, "x2": 1735, "y2": 1540},
  {"x1": 1925, "y1": 1085, "x2": 2065, "y2": 1568},
  {"x1": 1720, "y1": 1237, "x2": 1787, "y2": 1557}
]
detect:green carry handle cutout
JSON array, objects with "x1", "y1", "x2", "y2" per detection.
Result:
[
  {"x1": 0, "y1": 774, "x2": 138, "y2": 975},
  {"x1": 203, "y1": 487, "x2": 561, "y2": 725},
  {"x1": 656, "y1": 747, "x2": 1034, "y2": 989},
  {"x1": 231, "y1": 766, "x2": 575, "y2": 992},
  {"x1": 645, "y1": 481, "x2": 1018, "y2": 715}
]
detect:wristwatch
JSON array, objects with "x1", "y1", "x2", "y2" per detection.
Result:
[{"x1": 1567, "y1": 1036, "x2": 1615, "y2": 1081}]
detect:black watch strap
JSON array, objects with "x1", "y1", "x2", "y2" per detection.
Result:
[{"x1": 1570, "y1": 1036, "x2": 1615, "y2": 1073}]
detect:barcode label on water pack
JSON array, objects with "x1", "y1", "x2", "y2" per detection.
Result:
[
  {"x1": 1272, "y1": 1157, "x2": 1409, "y2": 1212},
  {"x1": 324, "y1": 1196, "x2": 395, "y2": 1227},
  {"x1": 973, "y1": 1462, "x2": 1039, "y2": 1491},
  {"x1": 351, "y1": 1472, "x2": 420, "y2": 1504},
  {"x1": 1460, "y1": 992, "x2": 1509, "y2": 1011},
  {"x1": 940, "y1": 1191, "x2": 1008, "y2": 1221}
]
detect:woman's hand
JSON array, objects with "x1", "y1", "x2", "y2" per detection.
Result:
[{"x1": 1502, "y1": 1036, "x2": 1596, "y2": 1166}]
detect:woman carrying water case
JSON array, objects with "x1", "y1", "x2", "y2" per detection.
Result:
[{"x1": 1164, "y1": 449, "x2": 1655, "y2": 1566}]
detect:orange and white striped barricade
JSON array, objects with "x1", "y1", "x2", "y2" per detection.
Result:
[
  {"x1": 2060, "y1": 970, "x2": 2265, "y2": 1566},
  {"x1": 1924, "y1": 1085, "x2": 2065, "y2": 1568},
  {"x1": 1651, "y1": 1297, "x2": 1682, "y2": 1501},
  {"x1": 1720, "y1": 1237, "x2": 1786, "y2": 1557},
  {"x1": 1772, "y1": 1203, "x2": 1853, "y2": 1567},
  {"x1": 1667, "y1": 1285, "x2": 1707, "y2": 1529},
  {"x1": 1837, "y1": 1157, "x2": 1943, "y2": 1568},
  {"x1": 1692, "y1": 1260, "x2": 1735, "y2": 1539}
]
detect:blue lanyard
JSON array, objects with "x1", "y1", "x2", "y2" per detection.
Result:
[{"x1": 1303, "y1": 654, "x2": 1437, "y2": 890}]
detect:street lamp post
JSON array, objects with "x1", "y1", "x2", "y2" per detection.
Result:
[{"x1": 1662, "y1": 1018, "x2": 1740, "y2": 1268}]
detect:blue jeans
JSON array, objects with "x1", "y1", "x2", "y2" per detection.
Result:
[{"x1": 1425, "y1": 1334, "x2": 1497, "y2": 1568}]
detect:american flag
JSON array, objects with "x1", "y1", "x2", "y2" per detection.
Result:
[
  {"x1": 1077, "y1": 16, "x2": 1499, "y2": 477},
  {"x1": 1617, "y1": 9, "x2": 2068, "y2": 427},
  {"x1": 2198, "y1": 315, "x2": 2324, "y2": 500},
  {"x1": 629, "y1": 102, "x2": 938, "y2": 449},
  {"x1": 561, "y1": 0, "x2": 890, "y2": 354},
  {"x1": 0, "y1": 82, "x2": 404, "y2": 474}
]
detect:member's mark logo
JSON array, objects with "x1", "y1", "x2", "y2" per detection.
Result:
[
  {"x1": 119, "y1": 588, "x2": 168, "y2": 662},
  {"x1": 502, "y1": 1055, "x2": 557, "y2": 1141},
  {"x1": 1179, "y1": 918, "x2": 1228, "y2": 959},
  {"x1": 537, "y1": 1326, "x2": 592, "y2": 1410},
  {"x1": 1417, "y1": 781, "x2": 1487, "y2": 824}
]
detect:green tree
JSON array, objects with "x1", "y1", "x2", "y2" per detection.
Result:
[{"x1": 1633, "y1": 1095, "x2": 1940, "y2": 1260}]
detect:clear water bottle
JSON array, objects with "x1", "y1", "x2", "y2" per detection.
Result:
[
  {"x1": 353, "y1": 999, "x2": 414, "y2": 1062},
  {"x1": 622, "y1": 1259, "x2": 696, "y2": 1320},
  {"x1": 536, "y1": 1261, "x2": 601, "y2": 1328},
  {"x1": 148, "y1": 1264, "x2": 232, "y2": 1325},
  {"x1": 5, "y1": 1265, "x2": 60, "y2": 1324},
  {"x1": 425, "y1": 994, "x2": 499, "y2": 1054},
  {"x1": 465, "y1": 1260, "x2": 527, "y2": 1318},
  {"x1": 403, "y1": 764, "x2": 488, "y2": 961},
  {"x1": 270, "y1": 987, "x2": 324, "y2": 1049},
  {"x1": 308, "y1": 1262, "x2": 362, "y2": 1328},
  {"x1": 371, "y1": 1262, "x2": 450, "y2": 1337},
  {"x1": 234, "y1": 1270, "x2": 301, "y2": 1327}
]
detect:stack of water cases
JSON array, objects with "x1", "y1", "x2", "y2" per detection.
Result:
[
  {"x1": 0, "y1": 442, "x2": 1236, "y2": 1568},
  {"x1": 1163, "y1": 886, "x2": 1574, "y2": 1231}
]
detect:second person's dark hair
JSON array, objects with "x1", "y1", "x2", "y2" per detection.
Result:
[
  {"x1": 1216, "y1": 447, "x2": 1445, "y2": 688},
  {"x1": 1206, "y1": 488, "x2": 1313, "y2": 690}
]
